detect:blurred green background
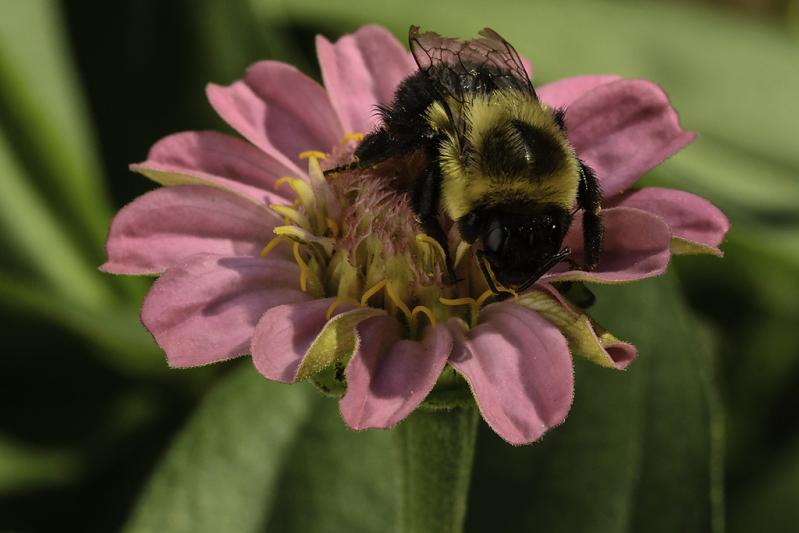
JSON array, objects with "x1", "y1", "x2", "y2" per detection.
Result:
[{"x1": 1, "y1": 0, "x2": 798, "y2": 531}]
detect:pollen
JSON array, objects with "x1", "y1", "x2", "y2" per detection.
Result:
[
  {"x1": 299, "y1": 150, "x2": 327, "y2": 161},
  {"x1": 342, "y1": 132, "x2": 365, "y2": 143}
]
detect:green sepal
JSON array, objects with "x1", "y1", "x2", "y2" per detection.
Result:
[
  {"x1": 517, "y1": 290, "x2": 626, "y2": 368},
  {"x1": 671, "y1": 236, "x2": 724, "y2": 257},
  {"x1": 295, "y1": 307, "x2": 384, "y2": 381}
]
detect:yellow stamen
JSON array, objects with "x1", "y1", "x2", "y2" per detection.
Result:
[
  {"x1": 360, "y1": 279, "x2": 387, "y2": 307},
  {"x1": 260, "y1": 236, "x2": 292, "y2": 258},
  {"x1": 385, "y1": 283, "x2": 412, "y2": 321},
  {"x1": 299, "y1": 150, "x2": 327, "y2": 161},
  {"x1": 325, "y1": 296, "x2": 363, "y2": 321},
  {"x1": 292, "y1": 242, "x2": 310, "y2": 292},
  {"x1": 325, "y1": 217, "x2": 340, "y2": 238},
  {"x1": 475, "y1": 289, "x2": 494, "y2": 307},
  {"x1": 416, "y1": 234, "x2": 448, "y2": 266},
  {"x1": 274, "y1": 176, "x2": 294, "y2": 190},
  {"x1": 270, "y1": 204, "x2": 310, "y2": 229},
  {"x1": 411, "y1": 305, "x2": 437, "y2": 329},
  {"x1": 439, "y1": 296, "x2": 480, "y2": 328},
  {"x1": 343, "y1": 132, "x2": 365, "y2": 143}
]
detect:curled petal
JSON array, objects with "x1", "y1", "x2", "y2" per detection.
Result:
[
  {"x1": 544, "y1": 206, "x2": 672, "y2": 284},
  {"x1": 448, "y1": 303, "x2": 574, "y2": 445},
  {"x1": 340, "y1": 317, "x2": 452, "y2": 430},
  {"x1": 102, "y1": 186, "x2": 286, "y2": 275},
  {"x1": 538, "y1": 75, "x2": 621, "y2": 110},
  {"x1": 251, "y1": 299, "x2": 383, "y2": 383},
  {"x1": 141, "y1": 254, "x2": 310, "y2": 368},
  {"x1": 564, "y1": 79, "x2": 696, "y2": 197},
  {"x1": 207, "y1": 61, "x2": 343, "y2": 173},
  {"x1": 611, "y1": 187, "x2": 730, "y2": 256},
  {"x1": 131, "y1": 131, "x2": 297, "y2": 204},
  {"x1": 517, "y1": 285, "x2": 636, "y2": 369},
  {"x1": 317, "y1": 25, "x2": 415, "y2": 134}
]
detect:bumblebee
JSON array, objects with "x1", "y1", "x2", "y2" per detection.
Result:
[{"x1": 329, "y1": 26, "x2": 602, "y2": 294}]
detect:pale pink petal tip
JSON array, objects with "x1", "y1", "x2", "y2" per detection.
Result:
[
  {"x1": 340, "y1": 317, "x2": 452, "y2": 430},
  {"x1": 565, "y1": 79, "x2": 696, "y2": 197},
  {"x1": 605, "y1": 342, "x2": 637, "y2": 370},
  {"x1": 545, "y1": 206, "x2": 672, "y2": 284},
  {"x1": 533, "y1": 284, "x2": 638, "y2": 370},
  {"x1": 612, "y1": 187, "x2": 730, "y2": 254},
  {"x1": 141, "y1": 254, "x2": 310, "y2": 368},
  {"x1": 448, "y1": 304, "x2": 574, "y2": 446},
  {"x1": 317, "y1": 25, "x2": 415, "y2": 135},
  {"x1": 101, "y1": 186, "x2": 285, "y2": 276}
]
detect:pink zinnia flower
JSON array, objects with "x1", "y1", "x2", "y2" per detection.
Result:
[{"x1": 102, "y1": 25, "x2": 728, "y2": 445}]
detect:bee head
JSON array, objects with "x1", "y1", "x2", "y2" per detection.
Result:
[{"x1": 459, "y1": 205, "x2": 572, "y2": 287}]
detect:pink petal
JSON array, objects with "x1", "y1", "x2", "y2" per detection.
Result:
[
  {"x1": 101, "y1": 186, "x2": 286, "y2": 275},
  {"x1": 544, "y1": 206, "x2": 672, "y2": 284},
  {"x1": 207, "y1": 61, "x2": 343, "y2": 173},
  {"x1": 340, "y1": 317, "x2": 452, "y2": 430},
  {"x1": 448, "y1": 303, "x2": 574, "y2": 445},
  {"x1": 611, "y1": 187, "x2": 729, "y2": 254},
  {"x1": 131, "y1": 131, "x2": 297, "y2": 204},
  {"x1": 317, "y1": 25, "x2": 415, "y2": 134},
  {"x1": 251, "y1": 298, "x2": 337, "y2": 383},
  {"x1": 564, "y1": 79, "x2": 695, "y2": 197},
  {"x1": 537, "y1": 75, "x2": 621, "y2": 110},
  {"x1": 141, "y1": 254, "x2": 310, "y2": 368}
]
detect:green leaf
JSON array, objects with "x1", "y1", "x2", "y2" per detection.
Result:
[
  {"x1": 729, "y1": 433, "x2": 799, "y2": 533},
  {"x1": 263, "y1": 392, "x2": 397, "y2": 533},
  {"x1": 0, "y1": 129, "x2": 114, "y2": 310},
  {"x1": 0, "y1": 273, "x2": 166, "y2": 375},
  {"x1": 126, "y1": 364, "x2": 397, "y2": 533},
  {"x1": 0, "y1": 0, "x2": 112, "y2": 253},
  {"x1": 0, "y1": 434, "x2": 80, "y2": 493},
  {"x1": 124, "y1": 365, "x2": 314, "y2": 533},
  {"x1": 467, "y1": 272, "x2": 722, "y2": 533}
]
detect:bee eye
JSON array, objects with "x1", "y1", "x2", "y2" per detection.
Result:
[{"x1": 484, "y1": 224, "x2": 506, "y2": 254}]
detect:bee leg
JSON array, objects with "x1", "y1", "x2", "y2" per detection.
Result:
[
  {"x1": 577, "y1": 161, "x2": 603, "y2": 270},
  {"x1": 410, "y1": 149, "x2": 459, "y2": 284},
  {"x1": 353, "y1": 127, "x2": 393, "y2": 165},
  {"x1": 324, "y1": 128, "x2": 397, "y2": 177}
]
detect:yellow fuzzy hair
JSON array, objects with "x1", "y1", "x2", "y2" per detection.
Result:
[{"x1": 429, "y1": 90, "x2": 580, "y2": 221}]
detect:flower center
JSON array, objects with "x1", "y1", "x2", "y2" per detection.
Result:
[{"x1": 260, "y1": 145, "x2": 503, "y2": 338}]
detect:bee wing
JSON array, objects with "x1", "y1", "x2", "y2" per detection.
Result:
[{"x1": 408, "y1": 26, "x2": 536, "y2": 103}]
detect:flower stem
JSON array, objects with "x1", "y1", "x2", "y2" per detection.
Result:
[{"x1": 395, "y1": 403, "x2": 478, "y2": 533}]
